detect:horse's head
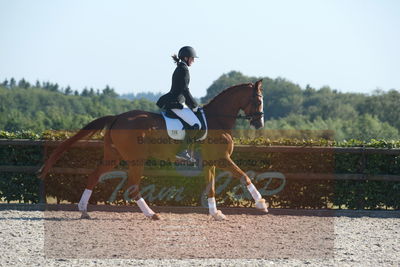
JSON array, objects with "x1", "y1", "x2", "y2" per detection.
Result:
[{"x1": 242, "y1": 79, "x2": 264, "y2": 129}]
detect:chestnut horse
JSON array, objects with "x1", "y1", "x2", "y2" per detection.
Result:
[{"x1": 39, "y1": 80, "x2": 268, "y2": 220}]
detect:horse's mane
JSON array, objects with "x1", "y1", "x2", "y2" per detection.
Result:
[{"x1": 204, "y1": 82, "x2": 253, "y2": 107}]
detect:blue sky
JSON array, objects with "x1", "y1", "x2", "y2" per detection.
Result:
[{"x1": 1, "y1": 0, "x2": 399, "y2": 97}]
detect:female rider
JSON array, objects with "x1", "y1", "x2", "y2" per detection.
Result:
[{"x1": 156, "y1": 46, "x2": 200, "y2": 162}]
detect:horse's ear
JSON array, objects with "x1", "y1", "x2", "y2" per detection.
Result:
[{"x1": 255, "y1": 79, "x2": 263, "y2": 90}]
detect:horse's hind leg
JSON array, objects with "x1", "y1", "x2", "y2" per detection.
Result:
[
  {"x1": 204, "y1": 165, "x2": 226, "y2": 220},
  {"x1": 125, "y1": 164, "x2": 160, "y2": 220},
  {"x1": 78, "y1": 133, "x2": 120, "y2": 219},
  {"x1": 78, "y1": 162, "x2": 119, "y2": 219},
  {"x1": 110, "y1": 128, "x2": 160, "y2": 220}
]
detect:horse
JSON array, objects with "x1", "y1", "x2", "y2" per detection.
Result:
[{"x1": 38, "y1": 80, "x2": 268, "y2": 220}]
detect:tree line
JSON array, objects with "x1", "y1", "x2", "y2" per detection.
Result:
[
  {"x1": 0, "y1": 78, "x2": 157, "y2": 132},
  {"x1": 1, "y1": 74, "x2": 399, "y2": 141},
  {"x1": 1, "y1": 78, "x2": 119, "y2": 97}
]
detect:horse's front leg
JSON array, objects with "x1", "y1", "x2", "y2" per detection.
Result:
[
  {"x1": 217, "y1": 157, "x2": 268, "y2": 213},
  {"x1": 204, "y1": 165, "x2": 226, "y2": 220}
]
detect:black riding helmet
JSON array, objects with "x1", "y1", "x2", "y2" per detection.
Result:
[{"x1": 178, "y1": 46, "x2": 198, "y2": 59}]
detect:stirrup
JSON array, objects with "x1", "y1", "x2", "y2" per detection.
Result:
[{"x1": 175, "y1": 150, "x2": 197, "y2": 163}]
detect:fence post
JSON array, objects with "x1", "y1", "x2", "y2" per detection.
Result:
[{"x1": 356, "y1": 148, "x2": 367, "y2": 208}]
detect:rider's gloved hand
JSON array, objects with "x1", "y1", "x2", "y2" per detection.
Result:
[{"x1": 192, "y1": 106, "x2": 199, "y2": 112}]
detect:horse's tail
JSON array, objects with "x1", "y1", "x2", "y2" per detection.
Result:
[{"x1": 37, "y1": 115, "x2": 116, "y2": 179}]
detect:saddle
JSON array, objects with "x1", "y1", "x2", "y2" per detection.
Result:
[{"x1": 161, "y1": 108, "x2": 208, "y2": 141}]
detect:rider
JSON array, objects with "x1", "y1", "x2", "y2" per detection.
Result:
[{"x1": 156, "y1": 46, "x2": 200, "y2": 162}]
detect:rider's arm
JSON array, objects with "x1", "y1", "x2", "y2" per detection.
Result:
[
  {"x1": 183, "y1": 89, "x2": 198, "y2": 110},
  {"x1": 177, "y1": 66, "x2": 198, "y2": 109}
]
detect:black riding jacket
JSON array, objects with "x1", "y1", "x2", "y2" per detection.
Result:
[{"x1": 156, "y1": 61, "x2": 198, "y2": 109}]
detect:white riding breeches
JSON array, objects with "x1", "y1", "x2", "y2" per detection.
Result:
[{"x1": 171, "y1": 108, "x2": 201, "y2": 127}]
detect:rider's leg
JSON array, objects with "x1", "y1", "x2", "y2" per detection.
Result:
[{"x1": 170, "y1": 108, "x2": 201, "y2": 163}]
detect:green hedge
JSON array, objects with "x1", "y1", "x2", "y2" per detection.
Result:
[
  {"x1": 333, "y1": 140, "x2": 400, "y2": 209},
  {"x1": 0, "y1": 131, "x2": 43, "y2": 203},
  {"x1": 0, "y1": 130, "x2": 399, "y2": 209}
]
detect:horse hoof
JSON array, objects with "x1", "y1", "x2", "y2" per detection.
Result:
[
  {"x1": 211, "y1": 210, "x2": 226, "y2": 221},
  {"x1": 255, "y1": 199, "x2": 269, "y2": 213},
  {"x1": 81, "y1": 211, "x2": 91, "y2": 219},
  {"x1": 151, "y1": 213, "x2": 161, "y2": 220}
]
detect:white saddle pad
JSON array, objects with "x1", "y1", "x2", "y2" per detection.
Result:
[{"x1": 161, "y1": 108, "x2": 208, "y2": 141}]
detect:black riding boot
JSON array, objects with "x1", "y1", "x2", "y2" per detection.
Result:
[{"x1": 175, "y1": 124, "x2": 199, "y2": 164}]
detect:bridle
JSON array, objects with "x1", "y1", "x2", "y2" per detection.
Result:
[
  {"x1": 242, "y1": 88, "x2": 264, "y2": 121},
  {"x1": 211, "y1": 85, "x2": 264, "y2": 121}
]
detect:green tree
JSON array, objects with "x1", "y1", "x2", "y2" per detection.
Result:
[
  {"x1": 64, "y1": 86, "x2": 72, "y2": 95},
  {"x1": 358, "y1": 89, "x2": 400, "y2": 130},
  {"x1": 102, "y1": 85, "x2": 118, "y2": 98},
  {"x1": 264, "y1": 77, "x2": 303, "y2": 119},
  {"x1": 81, "y1": 88, "x2": 89, "y2": 97},
  {"x1": 2, "y1": 79, "x2": 8, "y2": 87},
  {"x1": 0, "y1": 85, "x2": 158, "y2": 132},
  {"x1": 18, "y1": 78, "x2": 30, "y2": 89},
  {"x1": 201, "y1": 71, "x2": 257, "y2": 104},
  {"x1": 9, "y1": 78, "x2": 16, "y2": 88}
]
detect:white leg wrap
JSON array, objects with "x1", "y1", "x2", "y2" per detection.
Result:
[
  {"x1": 247, "y1": 183, "x2": 262, "y2": 202},
  {"x1": 136, "y1": 198, "x2": 155, "y2": 217},
  {"x1": 208, "y1": 197, "x2": 218, "y2": 215},
  {"x1": 78, "y1": 189, "x2": 92, "y2": 211}
]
